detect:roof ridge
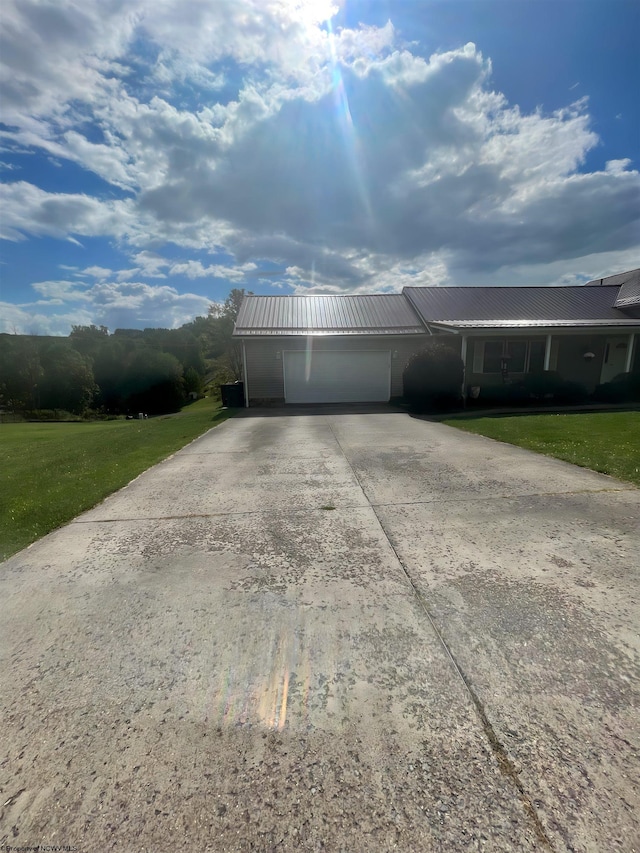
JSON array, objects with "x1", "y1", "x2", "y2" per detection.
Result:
[{"x1": 243, "y1": 293, "x2": 404, "y2": 298}]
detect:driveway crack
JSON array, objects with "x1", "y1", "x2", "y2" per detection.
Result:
[{"x1": 327, "y1": 421, "x2": 557, "y2": 852}]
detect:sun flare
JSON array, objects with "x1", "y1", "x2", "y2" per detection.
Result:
[{"x1": 285, "y1": 0, "x2": 342, "y2": 28}]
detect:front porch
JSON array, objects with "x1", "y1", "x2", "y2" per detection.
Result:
[{"x1": 457, "y1": 330, "x2": 638, "y2": 398}]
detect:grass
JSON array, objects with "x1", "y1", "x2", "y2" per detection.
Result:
[
  {"x1": 0, "y1": 397, "x2": 234, "y2": 561},
  {"x1": 442, "y1": 410, "x2": 640, "y2": 487}
]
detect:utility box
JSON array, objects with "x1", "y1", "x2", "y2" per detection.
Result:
[{"x1": 220, "y1": 382, "x2": 245, "y2": 407}]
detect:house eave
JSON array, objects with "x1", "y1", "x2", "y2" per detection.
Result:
[
  {"x1": 232, "y1": 328, "x2": 427, "y2": 337},
  {"x1": 427, "y1": 320, "x2": 640, "y2": 330}
]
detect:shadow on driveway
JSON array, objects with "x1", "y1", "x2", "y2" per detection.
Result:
[{"x1": 237, "y1": 402, "x2": 407, "y2": 417}]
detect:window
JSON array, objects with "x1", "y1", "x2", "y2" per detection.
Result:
[
  {"x1": 482, "y1": 341, "x2": 503, "y2": 374},
  {"x1": 507, "y1": 341, "x2": 527, "y2": 373},
  {"x1": 479, "y1": 339, "x2": 546, "y2": 374},
  {"x1": 528, "y1": 340, "x2": 546, "y2": 373}
]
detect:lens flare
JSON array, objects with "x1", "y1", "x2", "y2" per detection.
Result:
[{"x1": 325, "y1": 16, "x2": 374, "y2": 227}]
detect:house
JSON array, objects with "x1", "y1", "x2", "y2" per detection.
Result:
[{"x1": 233, "y1": 269, "x2": 640, "y2": 407}]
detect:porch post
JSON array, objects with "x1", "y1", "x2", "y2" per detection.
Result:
[
  {"x1": 543, "y1": 334, "x2": 552, "y2": 371},
  {"x1": 624, "y1": 333, "x2": 635, "y2": 373},
  {"x1": 460, "y1": 335, "x2": 468, "y2": 401}
]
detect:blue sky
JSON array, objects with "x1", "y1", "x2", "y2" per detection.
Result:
[{"x1": 1, "y1": 0, "x2": 638, "y2": 335}]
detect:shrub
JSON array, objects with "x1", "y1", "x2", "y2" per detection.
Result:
[
  {"x1": 593, "y1": 372, "x2": 640, "y2": 403},
  {"x1": 81, "y1": 409, "x2": 121, "y2": 421},
  {"x1": 403, "y1": 341, "x2": 464, "y2": 412},
  {"x1": 23, "y1": 409, "x2": 79, "y2": 421},
  {"x1": 474, "y1": 383, "x2": 527, "y2": 406},
  {"x1": 472, "y1": 373, "x2": 588, "y2": 408},
  {"x1": 556, "y1": 380, "x2": 589, "y2": 405},
  {"x1": 520, "y1": 370, "x2": 565, "y2": 400}
]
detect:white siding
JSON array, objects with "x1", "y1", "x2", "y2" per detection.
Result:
[
  {"x1": 243, "y1": 335, "x2": 430, "y2": 403},
  {"x1": 244, "y1": 338, "x2": 285, "y2": 400}
]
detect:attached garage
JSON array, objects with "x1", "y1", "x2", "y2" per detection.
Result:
[
  {"x1": 234, "y1": 294, "x2": 428, "y2": 407},
  {"x1": 283, "y1": 350, "x2": 391, "y2": 404}
]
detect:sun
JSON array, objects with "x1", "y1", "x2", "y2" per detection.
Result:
[{"x1": 284, "y1": 0, "x2": 343, "y2": 28}]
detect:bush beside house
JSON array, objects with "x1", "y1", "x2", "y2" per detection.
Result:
[
  {"x1": 464, "y1": 371, "x2": 640, "y2": 409},
  {"x1": 472, "y1": 371, "x2": 591, "y2": 407},
  {"x1": 403, "y1": 341, "x2": 464, "y2": 412},
  {"x1": 593, "y1": 372, "x2": 640, "y2": 403},
  {"x1": 404, "y1": 349, "x2": 639, "y2": 412}
]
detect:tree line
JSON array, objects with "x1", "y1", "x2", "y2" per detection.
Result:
[{"x1": 0, "y1": 289, "x2": 248, "y2": 417}]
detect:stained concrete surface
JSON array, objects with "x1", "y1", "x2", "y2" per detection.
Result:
[{"x1": 1, "y1": 409, "x2": 638, "y2": 852}]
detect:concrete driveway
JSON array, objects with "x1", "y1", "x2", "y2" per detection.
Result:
[{"x1": 1, "y1": 409, "x2": 638, "y2": 852}]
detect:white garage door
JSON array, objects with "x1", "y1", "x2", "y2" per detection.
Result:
[{"x1": 284, "y1": 350, "x2": 391, "y2": 404}]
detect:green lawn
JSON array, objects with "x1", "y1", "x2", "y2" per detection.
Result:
[
  {"x1": 0, "y1": 398, "x2": 234, "y2": 561},
  {"x1": 443, "y1": 411, "x2": 640, "y2": 487}
]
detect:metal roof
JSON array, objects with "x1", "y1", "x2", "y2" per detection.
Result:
[
  {"x1": 234, "y1": 294, "x2": 426, "y2": 336},
  {"x1": 429, "y1": 319, "x2": 639, "y2": 329},
  {"x1": 585, "y1": 267, "x2": 640, "y2": 288},
  {"x1": 614, "y1": 273, "x2": 640, "y2": 309},
  {"x1": 234, "y1": 274, "x2": 640, "y2": 336},
  {"x1": 403, "y1": 285, "x2": 640, "y2": 326},
  {"x1": 584, "y1": 267, "x2": 640, "y2": 310}
]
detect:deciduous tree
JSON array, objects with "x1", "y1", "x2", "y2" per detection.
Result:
[{"x1": 38, "y1": 343, "x2": 97, "y2": 414}]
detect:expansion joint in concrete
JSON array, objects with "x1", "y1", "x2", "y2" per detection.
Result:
[
  {"x1": 385, "y1": 564, "x2": 557, "y2": 852},
  {"x1": 327, "y1": 422, "x2": 557, "y2": 853},
  {"x1": 368, "y1": 486, "x2": 635, "y2": 509}
]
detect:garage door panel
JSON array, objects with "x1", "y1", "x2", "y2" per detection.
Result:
[{"x1": 284, "y1": 351, "x2": 390, "y2": 404}]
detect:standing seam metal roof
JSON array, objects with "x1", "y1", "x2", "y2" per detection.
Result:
[
  {"x1": 402, "y1": 285, "x2": 640, "y2": 324},
  {"x1": 234, "y1": 279, "x2": 640, "y2": 336},
  {"x1": 585, "y1": 268, "x2": 640, "y2": 309},
  {"x1": 234, "y1": 294, "x2": 426, "y2": 335},
  {"x1": 614, "y1": 278, "x2": 640, "y2": 309}
]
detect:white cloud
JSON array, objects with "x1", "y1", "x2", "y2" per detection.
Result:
[
  {"x1": 0, "y1": 0, "x2": 638, "y2": 311},
  {"x1": 168, "y1": 260, "x2": 257, "y2": 280},
  {"x1": 605, "y1": 158, "x2": 633, "y2": 174},
  {"x1": 453, "y1": 246, "x2": 640, "y2": 288},
  {"x1": 129, "y1": 251, "x2": 169, "y2": 278},
  {"x1": 62, "y1": 131, "x2": 133, "y2": 189},
  {"x1": 0, "y1": 0, "x2": 342, "y2": 130},
  {"x1": 126, "y1": 42, "x2": 637, "y2": 284},
  {"x1": 136, "y1": 0, "x2": 340, "y2": 71},
  {"x1": 0, "y1": 0, "x2": 137, "y2": 132},
  {"x1": 0, "y1": 301, "x2": 95, "y2": 336},
  {"x1": 83, "y1": 281, "x2": 211, "y2": 329},
  {"x1": 335, "y1": 20, "x2": 395, "y2": 63},
  {"x1": 5, "y1": 279, "x2": 212, "y2": 335},
  {"x1": 0, "y1": 181, "x2": 138, "y2": 242},
  {"x1": 78, "y1": 266, "x2": 113, "y2": 280},
  {"x1": 31, "y1": 279, "x2": 86, "y2": 300}
]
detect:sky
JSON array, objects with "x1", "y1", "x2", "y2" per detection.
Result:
[{"x1": 1, "y1": 0, "x2": 638, "y2": 335}]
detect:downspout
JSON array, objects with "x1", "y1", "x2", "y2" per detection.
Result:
[{"x1": 241, "y1": 339, "x2": 249, "y2": 408}]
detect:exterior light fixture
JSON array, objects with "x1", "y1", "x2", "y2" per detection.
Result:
[{"x1": 583, "y1": 351, "x2": 596, "y2": 360}]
